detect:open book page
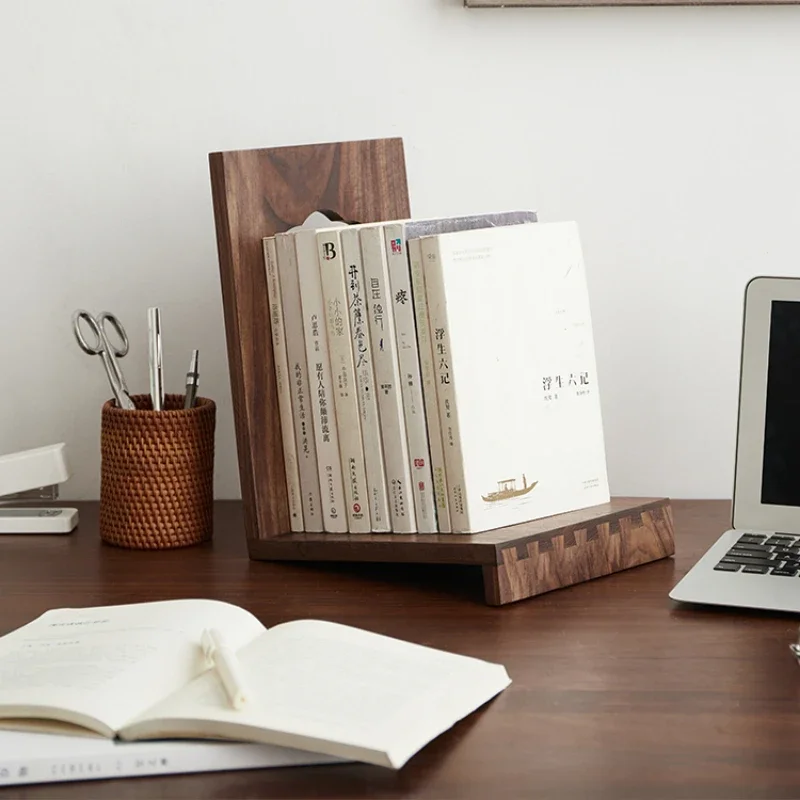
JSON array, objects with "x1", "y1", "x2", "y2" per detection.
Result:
[
  {"x1": 0, "y1": 599, "x2": 266, "y2": 737},
  {"x1": 121, "y1": 620, "x2": 511, "y2": 769}
]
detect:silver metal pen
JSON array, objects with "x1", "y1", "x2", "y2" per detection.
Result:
[
  {"x1": 147, "y1": 307, "x2": 164, "y2": 411},
  {"x1": 184, "y1": 349, "x2": 199, "y2": 409}
]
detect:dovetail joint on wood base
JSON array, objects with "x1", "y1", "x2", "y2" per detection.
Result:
[{"x1": 482, "y1": 500, "x2": 675, "y2": 605}]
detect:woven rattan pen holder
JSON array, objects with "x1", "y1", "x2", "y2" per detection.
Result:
[{"x1": 99, "y1": 394, "x2": 216, "y2": 549}]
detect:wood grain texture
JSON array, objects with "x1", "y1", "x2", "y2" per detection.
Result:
[
  {"x1": 4, "y1": 499, "x2": 800, "y2": 799},
  {"x1": 483, "y1": 500, "x2": 674, "y2": 604},
  {"x1": 209, "y1": 138, "x2": 410, "y2": 543}
]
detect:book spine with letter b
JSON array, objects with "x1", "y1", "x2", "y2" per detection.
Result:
[
  {"x1": 317, "y1": 229, "x2": 371, "y2": 533},
  {"x1": 294, "y1": 228, "x2": 348, "y2": 532}
]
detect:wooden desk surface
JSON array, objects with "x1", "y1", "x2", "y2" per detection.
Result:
[{"x1": 2, "y1": 499, "x2": 800, "y2": 799}]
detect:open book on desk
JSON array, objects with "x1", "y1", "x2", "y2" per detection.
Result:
[{"x1": 0, "y1": 599, "x2": 510, "y2": 769}]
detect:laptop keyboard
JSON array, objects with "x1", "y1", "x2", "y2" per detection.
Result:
[{"x1": 714, "y1": 533, "x2": 800, "y2": 576}]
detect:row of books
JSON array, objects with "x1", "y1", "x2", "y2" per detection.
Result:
[{"x1": 262, "y1": 211, "x2": 610, "y2": 535}]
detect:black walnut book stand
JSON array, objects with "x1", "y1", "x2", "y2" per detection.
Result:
[{"x1": 208, "y1": 137, "x2": 675, "y2": 605}]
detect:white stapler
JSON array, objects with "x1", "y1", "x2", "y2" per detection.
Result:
[{"x1": 0, "y1": 443, "x2": 79, "y2": 534}]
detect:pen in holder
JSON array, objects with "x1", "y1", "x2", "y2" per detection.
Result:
[{"x1": 99, "y1": 394, "x2": 216, "y2": 549}]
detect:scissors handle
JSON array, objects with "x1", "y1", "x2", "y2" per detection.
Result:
[
  {"x1": 72, "y1": 310, "x2": 129, "y2": 357},
  {"x1": 71, "y1": 310, "x2": 135, "y2": 410}
]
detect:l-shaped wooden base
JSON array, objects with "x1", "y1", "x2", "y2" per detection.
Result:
[{"x1": 248, "y1": 497, "x2": 675, "y2": 605}]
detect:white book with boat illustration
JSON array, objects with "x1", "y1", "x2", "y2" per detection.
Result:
[
  {"x1": 403, "y1": 211, "x2": 539, "y2": 534},
  {"x1": 420, "y1": 220, "x2": 610, "y2": 534}
]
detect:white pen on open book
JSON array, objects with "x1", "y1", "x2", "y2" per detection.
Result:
[{"x1": 201, "y1": 628, "x2": 249, "y2": 710}]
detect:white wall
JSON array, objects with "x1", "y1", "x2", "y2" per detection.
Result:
[{"x1": 2, "y1": 0, "x2": 799, "y2": 501}]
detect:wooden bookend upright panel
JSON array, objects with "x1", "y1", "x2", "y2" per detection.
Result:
[{"x1": 209, "y1": 138, "x2": 410, "y2": 543}]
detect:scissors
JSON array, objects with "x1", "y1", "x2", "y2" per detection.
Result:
[{"x1": 72, "y1": 310, "x2": 136, "y2": 410}]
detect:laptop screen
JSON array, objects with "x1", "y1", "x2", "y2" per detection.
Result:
[{"x1": 762, "y1": 299, "x2": 800, "y2": 506}]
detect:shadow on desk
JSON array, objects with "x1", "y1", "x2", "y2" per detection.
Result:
[{"x1": 266, "y1": 559, "x2": 488, "y2": 605}]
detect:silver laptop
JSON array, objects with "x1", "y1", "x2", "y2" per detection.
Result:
[{"x1": 670, "y1": 276, "x2": 800, "y2": 613}]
